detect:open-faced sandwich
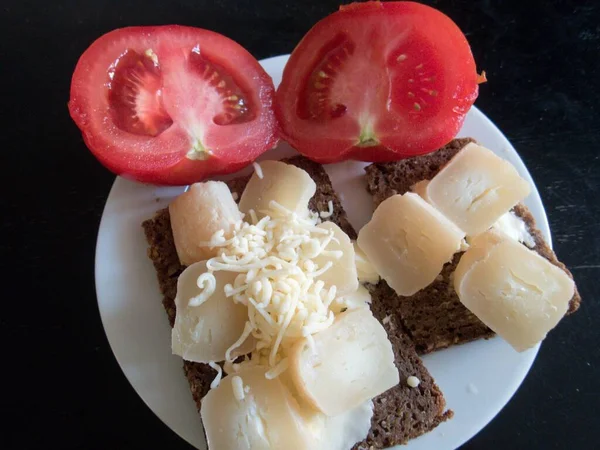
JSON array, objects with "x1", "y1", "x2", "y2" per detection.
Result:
[
  {"x1": 68, "y1": 2, "x2": 580, "y2": 448},
  {"x1": 142, "y1": 139, "x2": 579, "y2": 449}
]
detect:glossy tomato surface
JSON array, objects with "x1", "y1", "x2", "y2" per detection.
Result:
[
  {"x1": 69, "y1": 26, "x2": 278, "y2": 185},
  {"x1": 276, "y1": 1, "x2": 480, "y2": 163}
]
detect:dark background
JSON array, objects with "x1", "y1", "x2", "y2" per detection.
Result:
[{"x1": 1, "y1": 0, "x2": 598, "y2": 448}]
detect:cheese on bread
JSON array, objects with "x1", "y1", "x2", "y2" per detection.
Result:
[
  {"x1": 454, "y1": 230, "x2": 575, "y2": 351},
  {"x1": 239, "y1": 160, "x2": 316, "y2": 218},
  {"x1": 169, "y1": 181, "x2": 242, "y2": 266},
  {"x1": 357, "y1": 193, "x2": 465, "y2": 296},
  {"x1": 288, "y1": 307, "x2": 398, "y2": 416},
  {"x1": 171, "y1": 261, "x2": 253, "y2": 363},
  {"x1": 425, "y1": 143, "x2": 531, "y2": 236}
]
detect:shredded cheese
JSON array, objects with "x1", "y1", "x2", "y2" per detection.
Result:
[
  {"x1": 208, "y1": 361, "x2": 223, "y2": 389},
  {"x1": 223, "y1": 360, "x2": 243, "y2": 375},
  {"x1": 188, "y1": 272, "x2": 216, "y2": 307},
  {"x1": 319, "y1": 200, "x2": 334, "y2": 219},
  {"x1": 407, "y1": 376, "x2": 420, "y2": 388},
  {"x1": 252, "y1": 162, "x2": 264, "y2": 179},
  {"x1": 197, "y1": 200, "x2": 345, "y2": 379},
  {"x1": 265, "y1": 358, "x2": 289, "y2": 380}
]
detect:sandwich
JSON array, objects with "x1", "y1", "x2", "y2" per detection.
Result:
[{"x1": 142, "y1": 139, "x2": 580, "y2": 449}]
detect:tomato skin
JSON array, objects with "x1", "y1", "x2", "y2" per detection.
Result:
[
  {"x1": 276, "y1": 1, "x2": 480, "y2": 164},
  {"x1": 69, "y1": 25, "x2": 278, "y2": 186}
]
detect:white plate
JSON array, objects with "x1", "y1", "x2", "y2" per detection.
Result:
[{"x1": 96, "y1": 54, "x2": 548, "y2": 450}]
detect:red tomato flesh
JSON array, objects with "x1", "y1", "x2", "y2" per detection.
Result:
[
  {"x1": 276, "y1": 1, "x2": 480, "y2": 163},
  {"x1": 69, "y1": 26, "x2": 277, "y2": 185}
]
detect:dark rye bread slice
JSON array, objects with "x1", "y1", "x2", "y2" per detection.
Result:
[
  {"x1": 142, "y1": 155, "x2": 451, "y2": 449},
  {"x1": 365, "y1": 138, "x2": 581, "y2": 354}
]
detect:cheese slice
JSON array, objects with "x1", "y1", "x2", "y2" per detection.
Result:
[
  {"x1": 278, "y1": 371, "x2": 373, "y2": 450},
  {"x1": 169, "y1": 181, "x2": 242, "y2": 266},
  {"x1": 313, "y1": 221, "x2": 359, "y2": 296},
  {"x1": 201, "y1": 367, "x2": 314, "y2": 450},
  {"x1": 353, "y1": 242, "x2": 380, "y2": 284},
  {"x1": 172, "y1": 261, "x2": 253, "y2": 363},
  {"x1": 202, "y1": 366, "x2": 373, "y2": 450},
  {"x1": 426, "y1": 143, "x2": 531, "y2": 236},
  {"x1": 289, "y1": 307, "x2": 398, "y2": 416},
  {"x1": 317, "y1": 401, "x2": 373, "y2": 450},
  {"x1": 301, "y1": 400, "x2": 373, "y2": 450},
  {"x1": 410, "y1": 179, "x2": 431, "y2": 203},
  {"x1": 413, "y1": 180, "x2": 535, "y2": 247},
  {"x1": 454, "y1": 230, "x2": 575, "y2": 352},
  {"x1": 239, "y1": 160, "x2": 316, "y2": 218},
  {"x1": 453, "y1": 230, "x2": 504, "y2": 285},
  {"x1": 357, "y1": 193, "x2": 466, "y2": 296}
]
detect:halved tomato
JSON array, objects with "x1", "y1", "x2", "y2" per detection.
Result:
[
  {"x1": 69, "y1": 26, "x2": 278, "y2": 185},
  {"x1": 276, "y1": 1, "x2": 480, "y2": 163}
]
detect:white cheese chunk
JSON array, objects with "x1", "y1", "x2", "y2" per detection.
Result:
[
  {"x1": 172, "y1": 261, "x2": 253, "y2": 363},
  {"x1": 453, "y1": 230, "x2": 504, "y2": 285},
  {"x1": 313, "y1": 221, "x2": 359, "y2": 296},
  {"x1": 413, "y1": 180, "x2": 535, "y2": 247},
  {"x1": 169, "y1": 181, "x2": 242, "y2": 266},
  {"x1": 201, "y1": 367, "x2": 313, "y2": 450},
  {"x1": 277, "y1": 371, "x2": 373, "y2": 450},
  {"x1": 239, "y1": 160, "x2": 316, "y2": 218},
  {"x1": 202, "y1": 366, "x2": 373, "y2": 450},
  {"x1": 289, "y1": 307, "x2": 399, "y2": 416},
  {"x1": 357, "y1": 193, "x2": 466, "y2": 296},
  {"x1": 426, "y1": 143, "x2": 531, "y2": 236},
  {"x1": 318, "y1": 401, "x2": 373, "y2": 450},
  {"x1": 410, "y1": 179, "x2": 431, "y2": 203},
  {"x1": 353, "y1": 242, "x2": 380, "y2": 284},
  {"x1": 301, "y1": 400, "x2": 374, "y2": 450},
  {"x1": 454, "y1": 230, "x2": 575, "y2": 352},
  {"x1": 412, "y1": 180, "x2": 535, "y2": 250}
]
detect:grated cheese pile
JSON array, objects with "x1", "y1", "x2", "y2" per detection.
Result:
[{"x1": 193, "y1": 200, "x2": 355, "y2": 379}]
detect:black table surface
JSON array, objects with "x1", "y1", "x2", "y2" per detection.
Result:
[{"x1": 2, "y1": 0, "x2": 598, "y2": 448}]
